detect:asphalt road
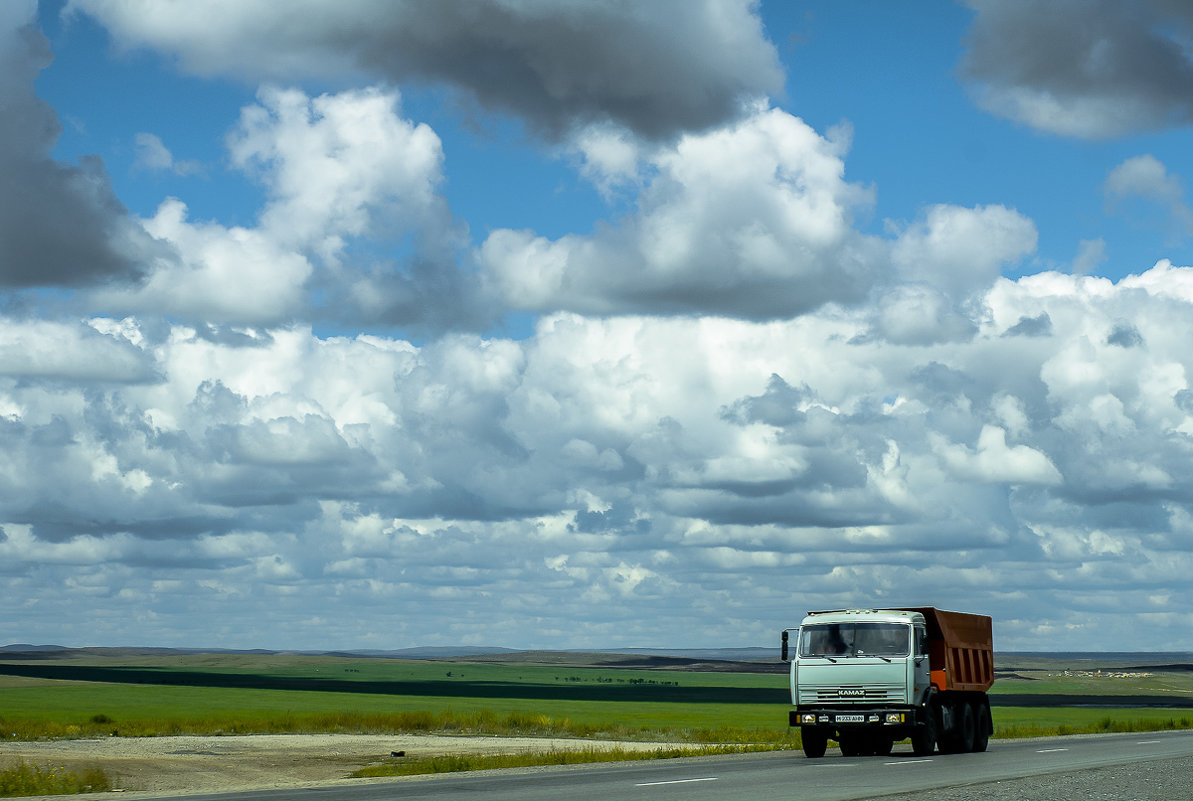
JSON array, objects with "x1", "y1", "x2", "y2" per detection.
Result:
[{"x1": 172, "y1": 730, "x2": 1193, "y2": 801}]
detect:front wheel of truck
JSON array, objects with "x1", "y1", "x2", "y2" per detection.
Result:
[
  {"x1": 801, "y1": 727, "x2": 828, "y2": 758},
  {"x1": 911, "y1": 708, "x2": 937, "y2": 756}
]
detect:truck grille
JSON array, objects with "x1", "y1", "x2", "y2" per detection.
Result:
[{"x1": 800, "y1": 685, "x2": 906, "y2": 704}]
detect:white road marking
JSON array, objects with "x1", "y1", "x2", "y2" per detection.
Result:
[
  {"x1": 1137, "y1": 740, "x2": 1163, "y2": 745},
  {"x1": 635, "y1": 777, "x2": 718, "y2": 787},
  {"x1": 885, "y1": 760, "x2": 933, "y2": 765},
  {"x1": 1037, "y1": 748, "x2": 1069, "y2": 753}
]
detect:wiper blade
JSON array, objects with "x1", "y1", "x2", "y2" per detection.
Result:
[{"x1": 856, "y1": 651, "x2": 893, "y2": 662}]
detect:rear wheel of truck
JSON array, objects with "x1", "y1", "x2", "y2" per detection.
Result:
[
  {"x1": 801, "y1": 727, "x2": 828, "y2": 758},
  {"x1": 971, "y1": 700, "x2": 990, "y2": 752},
  {"x1": 938, "y1": 699, "x2": 974, "y2": 754},
  {"x1": 871, "y1": 736, "x2": 894, "y2": 756},
  {"x1": 954, "y1": 700, "x2": 976, "y2": 753},
  {"x1": 838, "y1": 732, "x2": 865, "y2": 756}
]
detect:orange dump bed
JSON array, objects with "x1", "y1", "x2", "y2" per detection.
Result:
[{"x1": 904, "y1": 607, "x2": 994, "y2": 692}]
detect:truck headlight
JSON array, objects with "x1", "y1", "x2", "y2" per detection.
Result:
[
  {"x1": 800, "y1": 713, "x2": 818, "y2": 725},
  {"x1": 885, "y1": 713, "x2": 904, "y2": 724}
]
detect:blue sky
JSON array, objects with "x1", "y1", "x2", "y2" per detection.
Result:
[
  {"x1": 3, "y1": 0, "x2": 1193, "y2": 652},
  {"x1": 34, "y1": 0, "x2": 1192, "y2": 290}
]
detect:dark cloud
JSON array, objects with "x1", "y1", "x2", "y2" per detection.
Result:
[
  {"x1": 21, "y1": 514, "x2": 236, "y2": 545},
  {"x1": 720, "y1": 374, "x2": 810, "y2": 427},
  {"x1": 908, "y1": 361, "x2": 975, "y2": 400},
  {"x1": 353, "y1": 0, "x2": 784, "y2": 141},
  {"x1": 73, "y1": 0, "x2": 784, "y2": 143},
  {"x1": 1003, "y1": 312, "x2": 1053, "y2": 337},
  {"x1": 960, "y1": 0, "x2": 1193, "y2": 137},
  {"x1": 336, "y1": 256, "x2": 501, "y2": 334},
  {"x1": 668, "y1": 488, "x2": 897, "y2": 529},
  {"x1": 1106, "y1": 323, "x2": 1143, "y2": 347},
  {"x1": 191, "y1": 325, "x2": 276, "y2": 348},
  {"x1": 0, "y1": 20, "x2": 152, "y2": 288},
  {"x1": 570, "y1": 503, "x2": 649, "y2": 535}
]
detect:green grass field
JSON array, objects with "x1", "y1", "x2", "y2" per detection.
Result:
[
  {"x1": 2, "y1": 651, "x2": 1192, "y2": 745},
  {"x1": 0, "y1": 657, "x2": 792, "y2": 743}
]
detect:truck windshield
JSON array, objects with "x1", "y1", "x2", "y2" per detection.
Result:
[{"x1": 798, "y1": 622, "x2": 910, "y2": 658}]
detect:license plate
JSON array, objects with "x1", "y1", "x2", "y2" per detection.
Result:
[{"x1": 835, "y1": 714, "x2": 865, "y2": 723}]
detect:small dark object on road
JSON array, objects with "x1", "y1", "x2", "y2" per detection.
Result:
[{"x1": 390, "y1": 750, "x2": 406, "y2": 757}]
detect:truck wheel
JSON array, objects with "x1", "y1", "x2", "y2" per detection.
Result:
[
  {"x1": 872, "y1": 736, "x2": 894, "y2": 756},
  {"x1": 801, "y1": 727, "x2": 828, "y2": 759},
  {"x1": 838, "y1": 733, "x2": 862, "y2": 757},
  {"x1": 911, "y1": 710, "x2": 937, "y2": 756},
  {"x1": 956, "y1": 701, "x2": 976, "y2": 752},
  {"x1": 971, "y1": 701, "x2": 990, "y2": 752}
]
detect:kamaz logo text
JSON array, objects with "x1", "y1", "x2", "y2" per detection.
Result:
[{"x1": 837, "y1": 689, "x2": 866, "y2": 697}]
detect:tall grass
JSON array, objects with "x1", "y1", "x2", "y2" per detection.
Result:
[
  {"x1": 995, "y1": 715, "x2": 1193, "y2": 739},
  {"x1": 0, "y1": 762, "x2": 111, "y2": 797}
]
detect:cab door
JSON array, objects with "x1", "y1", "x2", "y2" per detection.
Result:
[{"x1": 912, "y1": 623, "x2": 931, "y2": 704}]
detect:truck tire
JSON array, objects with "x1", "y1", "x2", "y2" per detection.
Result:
[
  {"x1": 937, "y1": 699, "x2": 974, "y2": 754},
  {"x1": 971, "y1": 700, "x2": 990, "y2": 752},
  {"x1": 838, "y1": 732, "x2": 861, "y2": 756},
  {"x1": 910, "y1": 709, "x2": 937, "y2": 756},
  {"x1": 955, "y1": 701, "x2": 976, "y2": 752},
  {"x1": 801, "y1": 727, "x2": 828, "y2": 759},
  {"x1": 872, "y1": 736, "x2": 894, "y2": 756}
]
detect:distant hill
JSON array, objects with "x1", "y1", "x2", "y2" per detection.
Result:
[
  {"x1": 0, "y1": 643, "x2": 767, "y2": 660},
  {"x1": 327, "y1": 646, "x2": 521, "y2": 659},
  {"x1": 3, "y1": 644, "x2": 1190, "y2": 666},
  {"x1": 598, "y1": 647, "x2": 777, "y2": 662},
  {"x1": 1005, "y1": 651, "x2": 1193, "y2": 662},
  {"x1": 0, "y1": 644, "x2": 522, "y2": 660}
]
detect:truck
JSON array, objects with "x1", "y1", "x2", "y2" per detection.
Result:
[{"x1": 780, "y1": 607, "x2": 993, "y2": 758}]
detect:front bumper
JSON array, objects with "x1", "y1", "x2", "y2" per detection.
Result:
[{"x1": 790, "y1": 707, "x2": 923, "y2": 731}]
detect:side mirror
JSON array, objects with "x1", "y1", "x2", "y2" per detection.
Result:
[{"x1": 781, "y1": 629, "x2": 789, "y2": 662}]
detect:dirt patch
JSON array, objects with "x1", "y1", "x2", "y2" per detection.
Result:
[{"x1": 0, "y1": 733, "x2": 672, "y2": 797}]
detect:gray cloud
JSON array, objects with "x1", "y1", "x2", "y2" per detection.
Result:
[
  {"x1": 960, "y1": 0, "x2": 1193, "y2": 138},
  {"x1": 1003, "y1": 312, "x2": 1053, "y2": 338},
  {"x1": 68, "y1": 0, "x2": 784, "y2": 142},
  {"x1": 335, "y1": 255, "x2": 500, "y2": 335},
  {"x1": 0, "y1": 16, "x2": 152, "y2": 288},
  {"x1": 1103, "y1": 155, "x2": 1193, "y2": 242},
  {"x1": 1106, "y1": 323, "x2": 1143, "y2": 347}
]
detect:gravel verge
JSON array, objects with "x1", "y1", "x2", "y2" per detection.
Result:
[{"x1": 0, "y1": 733, "x2": 679, "y2": 797}]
